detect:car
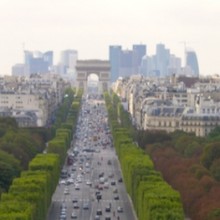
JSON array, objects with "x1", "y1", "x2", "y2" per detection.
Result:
[
  {"x1": 76, "y1": 178, "x2": 82, "y2": 183},
  {"x1": 96, "y1": 209, "x2": 102, "y2": 215},
  {"x1": 108, "y1": 173, "x2": 114, "y2": 178},
  {"x1": 60, "y1": 209, "x2": 66, "y2": 216},
  {"x1": 60, "y1": 202, "x2": 67, "y2": 210},
  {"x1": 113, "y1": 188, "x2": 118, "y2": 194},
  {"x1": 99, "y1": 172, "x2": 104, "y2": 178},
  {"x1": 86, "y1": 180, "x2": 92, "y2": 186},
  {"x1": 83, "y1": 202, "x2": 89, "y2": 210},
  {"x1": 105, "y1": 206, "x2": 111, "y2": 212},
  {"x1": 64, "y1": 189, "x2": 69, "y2": 195},
  {"x1": 103, "y1": 182, "x2": 109, "y2": 189},
  {"x1": 75, "y1": 184, "x2": 80, "y2": 190},
  {"x1": 111, "y1": 180, "x2": 116, "y2": 186},
  {"x1": 118, "y1": 177, "x2": 123, "y2": 183},
  {"x1": 85, "y1": 168, "x2": 91, "y2": 173},
  {"x1": 94, "y1": 215, "x2": 100, "y2": 220},
  {"x1": 73, "y1": 203, "x2": 79, "y2": 209},
  {"x1": 117, "y1": 206, "x2": 123, "y2": 213},
  {"x1": 72, "y1": 198, "x2": 78, "y2": 203},
  {"x1": 67, "y1": 178, "x2": 74, "y2": 184},
  {"x1": 98, "y1": 185, "x2": 103, "y2": 190},
  {"x1": 99, "y1": 177, "x2": 105, "y2": 184},
  {"x1": 59, "y1": 214, "x2": 67, "y2": 220},
  {"x1": 114, "y1": 195, "x2": 119, "y2": 200},
  {"x1": 95, "y1": 191, "x2": 101, "y2": 195},
  {"x1": 105, "y1": 216, "x2": 111, "y2": 220},
  {"x1": 59, "y1": 179, "x2": 66, "y2": 185},
  {"x1": 96, "y1": 193, "x2": 102, "y2": 200},
  {"x1": 71, "y1": 211, "x2": 77, "y2": 218}
]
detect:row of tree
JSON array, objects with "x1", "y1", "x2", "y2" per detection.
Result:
[
  {"x1": 0, "y1": 88, "x2": 83, "y2": 220},
  {"x1": 139, "y1": 128, "x2": 220, "y2": 220},
  {"x1": 0, "y1": 118, "x2": 50, "y2": 195},
  {"x1": 104, "y1": 92, "x2": 184, "y2": 220}
]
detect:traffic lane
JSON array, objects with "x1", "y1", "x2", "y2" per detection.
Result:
[
  {"x1": 47, "y1": 201, "x2": 60, "y2": 220},
  {"x1": 48, "y1": 100, "x2": 136, "y2": 220},
  {"x1": 90, "y1": 164, "x2": 128, "y2": 219}
]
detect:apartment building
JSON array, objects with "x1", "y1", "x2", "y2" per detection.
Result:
[
  {"x1": 0, "y1": 74, "x2": 69, "y2": 127},
  {"x1": 114, "y1": 75, "x2": 220, "y2": 137}
]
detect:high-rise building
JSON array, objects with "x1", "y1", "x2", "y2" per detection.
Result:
[
  {"x1": 11, "y1": 64, "x2": 26, "y2": 76},
  {"x1": 167, "y1": 55, "x2": 182, "y2": 76},
  {"x1": 120, "y1": 49, "x2": 133, "y2": 78},
  {"x1": 140, "y1": 55, "x2": 148, "y2": 76},
  {"x1": 109, "y1": 45, "x2": 122, "y2": 82},
  {"x1": 23, "y1": 50, "x2": 53, "y2": 75},
  {"x1": 132, "y1": 44, "x2": 146, "y2": 74},
  {"x1": 44, "y1": 51, "x2": 53, "y2": 67},
  {"x1": 156, "y1": 43, "x2": 170, "y2": 77},
  {"x1": 185, "y1": 50, "x2": 199, "y2": 76},
  {"x1": 59, "y1": 50, "x2": 78, "y2": 75},
  {"x1": 109, "y1": 44, "x2": 147, "y2": 82}
]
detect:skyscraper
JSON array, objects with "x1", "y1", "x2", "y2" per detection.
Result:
[
  {"x1": 109, "y1": 45, "x2": 121, "y2": 82},
  {"x1": 44, "y1": 51, "x2": 53, "y2": 67},
  {"x1": 23, "y1": 50, "x2": 53, "y2": 75},
  {"x1": 120, "y1": 49, "x2": 133, "y2": 78},
  {"x1": 156, "y1": 43, "x2": 170, "y2": 77},
  {"x1": 185, "y1": 50, "x2": 199, "y2": 76},
  {"x1": 132, "y1": 44, "x2": 146, "y2": 74},
  {"x1": 109, "y1": 44, "x2": 147, "y2": 82},
  {"x1": 60, "y1": 50, "x2": 78, "y2": 75}
]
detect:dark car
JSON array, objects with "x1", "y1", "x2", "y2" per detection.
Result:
[
  {"x1": 96, "y1": 209, "x2": 102, "y2": 215},
  {"x1": 118, "y1": 177, "x2": 123, "y2": 183},
  {"x1": 114, "y1": 195, "x2": 119, "y2": 200},
  {"x1": 105, "y1": 206, "x2": 111, "y2": 212}
]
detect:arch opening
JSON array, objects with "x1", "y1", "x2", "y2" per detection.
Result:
[{"x1": 87, "y1": 73, "x2": 99, "y2": 94}]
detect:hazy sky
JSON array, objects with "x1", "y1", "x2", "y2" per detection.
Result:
[{"x1": 0, "y1": 0, "x2": 220, "y2": 75}]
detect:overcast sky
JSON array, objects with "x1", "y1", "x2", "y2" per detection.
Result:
[{"x1": 0, "y1": 0, "x2": 220, "y2": 75}]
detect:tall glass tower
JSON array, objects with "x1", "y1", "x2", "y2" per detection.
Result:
[
  {"x1": 109, "y1": 45, "x2": 122, "y2": 82},
  {"x1": 186, "y1": 50, "x2": 199, "y2": 76},
  {"x1": 132, "y1": 44, "x2": 146, "y2": 74}
]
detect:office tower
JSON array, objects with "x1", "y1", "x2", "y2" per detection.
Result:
[
  {"x1": 11, "y1": 64, "x2": 26, "y2": 76},
  {"x1": 185, "y1": 50, "x2": 199, "y2": 76},
  {"x1": 167, "y1": 55, "x2": 182, "y2": 76},
  {"x1": 156, "y1": 43, "x2": 170, "y2": 77},
  {"x1": 109, "y1": 45, "x2": 122, "y2": 82},
  {"x1": 132, "y1": 44, "x2": 146, "y2": 74},
  {"x1": 29, "y1": 57, "x2": 49, "y2": 74},
  {"x1": 23, "y1": 50, "x2": 53, "y2": 75},
  {"x1": 120, "y1": 49, "x2": 133, "y2": 78},
  {"x1": 109, "y1": 44, "x2": 148, "y2": 81},
  {"x1": 44, "y1": 51, "x2": 53, "y2": 67},
  {"x1": 147, "y1": 55, "x2": 160, "y2": 77},
  {"x1": 140, "y1": 55, "x2": 148, "y2": 76},
  {"x1": 60, "y1": 50, "x2": 78, "y2": 70},
  {"x1": 60, "y1": 50, "x2": 78, "y2": 74},
  {"x1": 24, "y1": 50, "x2": 33, "y2": 74}
]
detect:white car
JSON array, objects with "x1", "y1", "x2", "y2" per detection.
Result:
[
  {"x1": 117, "y1": 206, "x2": 123, "y2": 213},
  {"x1": 75, "y1": 184, "x2": 80, "y2": 190},
  {"x1": 86, "y1": 180, "x2": 92, "y2": 186},
  {"x1": 83, "y1": 201, "x2": 89, "y2": 210},
  {"x1": 64, "y1": 188, "x2": 69, "y2": 195},
  {"x1": 71, "y1": 211, "x2": 77, "y2": 218}
]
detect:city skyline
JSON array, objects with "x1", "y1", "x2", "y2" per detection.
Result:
[{"x1": 0, "y1": 0, "x2": 220, "y2": 76}]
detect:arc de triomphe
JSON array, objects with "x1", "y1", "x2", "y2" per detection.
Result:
[{"x1": 76, "y1": 60, "x2": 111, "y2": 93}]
